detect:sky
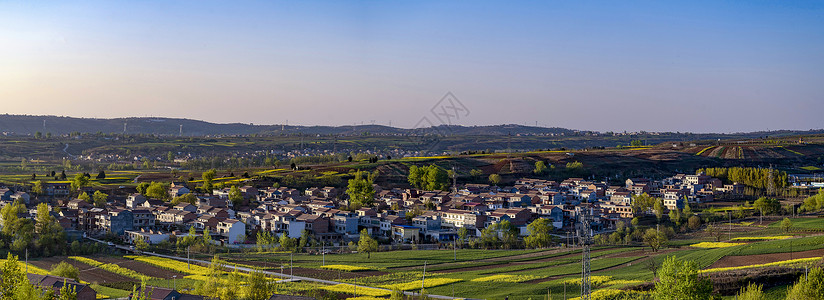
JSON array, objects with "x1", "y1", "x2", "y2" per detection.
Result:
[{"x1": 1, "y1": 1, "x2": 822, "y2": 133}]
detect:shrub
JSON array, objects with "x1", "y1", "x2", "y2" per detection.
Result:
[{"x1": 50, "y1": 261, "x2": 79, "y2": 281}]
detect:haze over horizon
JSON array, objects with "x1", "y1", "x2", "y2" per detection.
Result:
[{"x1": 2, "y1": 1, "x2": 822, "y2": 133}]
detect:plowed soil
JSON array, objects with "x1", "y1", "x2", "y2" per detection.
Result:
[
  {"x1": 28, "y1": 256, "x2": 135, "y2": 284},
  {"x1": 708, "y1": 248, "x2": 824, "y2": 269}
]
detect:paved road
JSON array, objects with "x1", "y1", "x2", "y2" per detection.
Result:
[{"x1": 87, "y1": 237, "x2": 467, "y2": 299}]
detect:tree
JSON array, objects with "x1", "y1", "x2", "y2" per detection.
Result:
[
  {"x1": 457, "y1": 227, "x2": 469, "y2": 248},
  {"x1": 781, "y1": 217, "x2": 793, "y2": 233},
  {"x1": 469, "y1": 169, "x2": 483, "y2": 179},
  {"x1": 669, "y1": 208, "x2": 682, "y2": 227},
  {"x1": 228, "y1": 186, "x2": 244, "y2": 207},
  {"x1": 705, "y1": 224, "x2": 723, "y2": 242},
  {"x1": 358, "y1": 229, "x2": 379, "y2": 258},
  {"x1": 754, "y1": 197, "x2": 781, "y2": 218},
  {"x1": 0, "y1": 253, "x2": 25, "y2": 299},
  {"x1": 58, "y1": 278, "x2": 77, "y2": 300},
  {"x1": 171, "y1": 193, "x2": 197, "y2": 206},
  {"x1": 78, "y1": 192, "x2": 91, "y2": 203},
  {"x1": 136, "y1": 182, "x2": 150, "y2": 195},
  {"x1": 488, "y1": 174, "x2": 501, "y2": 186},
  {"x1": 786, "y1": 266, "x2": 824, "y2": 299},
  {"x1": 643, "y1": 228, "x2": 667, "y2": 252},
  {"x1": 652, "y1": 256, "x2": 712, "y2": 300},
  {"x1": 688, "y1": 216, "x2": 702, "y2": 231},
  {"x1": 50, "y1": 262, "x2": 79, "y2": 281},
  {"x1": 346, "y1": 171, "x2": 375, "y2": 208},
  {"x1": 654, "y1": 199, "x2": 665, "y2": 222},
  {"x1": 96, "y1": 170, "x2": 106, "y2": 180},
  {"x1": 202, "y1": 169, "x2": 217, "y2": 193},
  {"x1": 71, "y1": 173, "x2": 89, "y2": 192},
  {"x1": 134, "y1": 236, "x2": 149, "y2": 251},
  {"x1": 525, "y1": 218, "x2": 553, "y2": 248},
  {"x1": 34, "y1": 131, "x2": 42, "y2": 139},
  {"x1": 32, "y1": 180, "x2": 43, "y2": 195},
  {"x1": 244, "y1": 269, "x2": 274, "y2": 300},
  {"x1": 632, "y1": 193, "x2": 657, "y2": 214},
  {"x1": 279, "y1": 234, "x2": 296, "y2": 252},
  {"x1": 145, "y1": 182, "x2": 169, "y2": 200},
  {"x1": 736, "y1": 283, "x2": 764, "y2": 300},
  {"x1": 92, "y1": 190, "x2": 108, "y2": 207},
  {"x1": 533, "y1": 161, "x2": 547, "y2": 175}
]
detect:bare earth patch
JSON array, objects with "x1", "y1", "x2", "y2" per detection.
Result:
[
  {"x1": 709, "y1": 248, "x2": 824, "y2": 269},
  {"x1": 28, "y1": 256, "x2": 136, "y2": 284}
]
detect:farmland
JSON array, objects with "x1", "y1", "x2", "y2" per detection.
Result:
[{"x1": 19, "y1": 216, "x2": 820, "y2": 299}]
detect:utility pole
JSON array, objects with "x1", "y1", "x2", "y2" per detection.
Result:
[
  {"x1": 728, "y1": 211, "x2": 732, "y2": 241},
  {"x1": 579, "y1": 207, "x2": 592, "y2": 300},
  {"x1": 290, "y1": 253, "x2": 293, "y2": 279},
  {"x1": 421, "y1": 261, "x2": 427, "y2": 295},
  {"x1": 187, "y1": 246, "x2": 190, "y2": 269}
]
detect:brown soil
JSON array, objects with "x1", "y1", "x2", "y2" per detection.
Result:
[
  {"x1": 28, "y1": 256, "x2": 136, "y2": 284},
  {"x1": 709, "y1": 248, "x2": 824, "y2": 269},
  {"x1": 95, "y1": 256, "x2": 186, "y2": 279}
]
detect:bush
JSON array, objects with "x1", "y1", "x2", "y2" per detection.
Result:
[{"x1": 50, "y1": 261, "x2": 79, "y2": 281}]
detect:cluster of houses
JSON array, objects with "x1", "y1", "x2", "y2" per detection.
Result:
[{"x1": 0, "y1": 172, "x2": 744, "y2": 248}]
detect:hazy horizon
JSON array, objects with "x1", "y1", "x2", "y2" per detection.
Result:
[{"x1": 2, "y1": 1, "x2": 823, "y2": 133}]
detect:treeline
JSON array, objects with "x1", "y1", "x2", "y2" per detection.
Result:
[{"x1": 698, "y1": 167, "x2": 788, "y2": 189}]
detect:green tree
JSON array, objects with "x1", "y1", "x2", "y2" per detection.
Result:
[
  {"x1": 279, "y1": 234, "x2": 296, "y2": 252},
  {"x1": 58, "y1": 278, "x2": 77, "y2": 300},
  {"x1": 228, "y1": 185, "x2": 244, "y2": 207},
  {"x1": 96, "y1": 170, "x2": 106, "y2": 180},
  {"x1": 786, "y1": 266, "x2": 824, "y2": 299},
  {"x1": 736, "y1": 282, "x2": 764, "y2": 300},
  {"x1": 653, "y1": 256, "x2": 712, "y2": 300},
  {"x1": 688, "y1": 216, "x2": 702, "y2": 231},
  {"x1": 358, "y1": 229, "x2": 379, "y2": 258},
  {"x1": 136, "y1": 182, "x2": 150, "y2": 195},
  {"x1": 632, "y1": 193, "x2": 657, "y2": 214},
  {"x1": 781, "y1": 217, "x2": 793, "y2": 233},
  {"x1": 145, "y1": 182, "x2": 169, "y2": 200},
  {"x1": 134, "y1": 236, "x2": 149, "y2": 251},
  {"x1": 488, "y1": 173, "x2": 501, "y2": 186},
  {"x1": 32, "y1": 180, "x2": 43, "y2": 195},
  {"x1": 754, "y1": 197, "x2": 781, "y2": 216},
  {"x1": 654, "y1": 199, "x2": 665, "y2": 222},
  {"x1": 50, "y1": 262, "x2": 79, "y2": 281},
  {"x1": 92, "y1": 190, "x2": 108, "y2": 207},
  {"x1": 407, "y1": 165, "x2": 425, "y2": 189},
  {"x1": 469, "y1": 169, "x2": 483, "y2": 179},
  {"x1": 244, "y1": 269, "x2": 274, "y2": 300},
  {"x1": 71, "y1": 173, "x2": 89, "y2": 192},
  {"x1": 171, "y1": 193, "x2": 197, "y2": 206},
  {"x1": 346, "y1": 171, "x2": 375, "y2": 208},
  {"x1": 0, "y1": 253, "x2": 26, "y2": 299},
  {"x1": 457, "y1": 227, "x2": 469, "y2": 248},
  {"x1": 533, "y1": 161, "x2": 547, "y2": 175},
  {"x1": 77, "y1": 192, "x2": 90, "y2": 203},
  {"x1": 669, "y1": 208, "x2": 682, "y2": 227},
  {"x1": 525, "y1": 218, "x2": 553, "y2": 248},
  {"x1": 643, "y1": 228, "x2": 667, "y2": 252},
  {"x1": 202, "y1": 169, "x2": 217, "y2": 193}
]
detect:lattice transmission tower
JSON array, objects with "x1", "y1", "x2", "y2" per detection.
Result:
[{"x1": 579, "y1": 206, "x2": 593, "y2": 300}]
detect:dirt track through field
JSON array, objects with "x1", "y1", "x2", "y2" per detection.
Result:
[
  {"x1": 95, "y1": 256, "x2": 186, "y2": 279},
  {"x1": 708, "y1": 248, "x2": 824, "y2": 269}
]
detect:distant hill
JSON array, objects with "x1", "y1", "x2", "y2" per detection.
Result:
[{"x1": 0, "y1": 115, "x2": 577, "y2": 136}]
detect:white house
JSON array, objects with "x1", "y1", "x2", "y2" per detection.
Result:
[{"x1": 217, "y1": 219, "x2": 246, "y2": 244}]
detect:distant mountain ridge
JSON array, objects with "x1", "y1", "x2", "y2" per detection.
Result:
[{"x1": 0, "y1": 115, "x2": 577, "y2": 136}]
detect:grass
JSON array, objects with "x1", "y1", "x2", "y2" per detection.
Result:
[
  {"x1": 471, "y1": 274, "x2": 540, "y2": 283},
  {"x1": 90, "y1": 284, "x2": 131, "y2": 299},
  {"x1": 731, "y1": 236, "x2": 792, "y2": 241}
]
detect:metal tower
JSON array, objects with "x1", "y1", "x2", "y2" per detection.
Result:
[{"x1": 579, "y1": 206, "x2": 593, "y2": 300}]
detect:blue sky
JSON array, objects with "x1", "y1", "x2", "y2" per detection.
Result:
[{"x1": 1, "y1": 1, "x2": 822, "y2": 132}]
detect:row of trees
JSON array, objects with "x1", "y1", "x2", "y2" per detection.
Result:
[
  {"x1": 698, "y1": 167, "x2": 788, "y2": 190},
  {"x1": 407, "y1": 165, "x2": 449, "y2": 191},
  {"x1": 1, "y1": 202, "x2": 66, "y2": 257}
]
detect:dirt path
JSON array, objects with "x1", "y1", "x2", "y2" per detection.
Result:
[{"x1": 709, "y1": 248, "x2": 824, "y2": 269}]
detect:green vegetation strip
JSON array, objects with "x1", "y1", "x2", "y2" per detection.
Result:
[{"x1": 69, "y1": 256, "x2": 157, "y2": 280}]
